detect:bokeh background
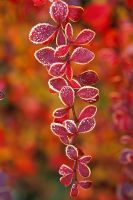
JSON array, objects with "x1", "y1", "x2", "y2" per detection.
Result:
[{"x1": 0, "y1": 0, "x2": 133, "y2": 199}]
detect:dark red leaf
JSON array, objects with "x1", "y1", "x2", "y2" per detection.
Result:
[
  {"x1": 51, "y1": 122, "x2": 67, "y2": 137},
  {"x1": 29, "y1": 23, "x2": 57, "y2": 44},
  {"x1": 64, "y1": 120, "x2": 77, "y2": 134},
  {"x1": 59, "y1": 86, "x2": 75, "y2": 107},
  {"x1": 48, "y1": 77, "x2": 68, "y2": 92},
  {"x1": 78, "y1": 162, "x2": 91, "y2": 177},
  {"x1": 78, "y1": 117, "x2": 96, "y2": 133},
  {"x1": 78, "y1": 105, "x2": 97, "y2": 121},
  {"x1": 77, "y1": 86, "x2": 99, "y2": 101},
  {"x1": 76, "y1": 70, "x2": 99, "y2": 86},
  {"x1": 66, "y1": 145, "x2": 78, "y2": 160},
  {"x1": 68, "y1": 5, "x2": 84, "y2": 22},
  {"x1": 74, "y1": 29, "x2": 95, "y2": 45},
  {"x1": 50, "y1": 0, "x2": 68, "y2": 23},
  {"x1": 59, "y1": 164, "x2": 73, "y2": 176},
  {"x1": 35, "y1": 47, "x2": 59, "y2": 66},
  {"x1": 60, "y1": 174, "x2": 73, "y2": 187},
  {"x1": 70, "y1": 47, "x2": 95, "y2": 64},
  {"x1": 49, "y1": 63, "x2": 66, "y2": 77}
]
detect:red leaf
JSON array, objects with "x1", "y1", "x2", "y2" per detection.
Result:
[
  {"x1": 53, "y1": 107, "x2": 69, "y2": 118},
  {"x1": 50, "y1": 0, "x2": 68, "y2": 23},
  {"x1": 65, "y1": 23, "x2": 73, "y2": 42},
  {"x1": 78, "y1": 117, "x2": 96, "y2": 133},
  {"x1": 55, "y1": 45, "x2": 69, "y2": 58},
  {"x1": 70, "y1": 183, "x2": 79, "y2": 198},
  {"x1": 66, "y1": 145, "x2": 78, "y2": 160},
  {"x1": 78, "y1": 155, "x2": 92, "y2": 164},
  {"x1": 64, "y1": 120, "x2": 77, "y2": 134},
  {"x1": 76, "y1": 70, "x2": 99, "y2": 86},
  {"x1": 51, "y1": 122, "x2": 67, "y2": 137},
  {"x1": 59, "y1": 86, "x2": 75, "y2": 107},
  {"x1": 60, "y1": 174, "x2": 73, "y2": 187},
  {"x1": 70, "y1": 47, "x2": 95, "y2": 64},
  {"x1": 29, "y1": 23, "x2": 57, "y2": 44},
  {"x1": 78, "y1": 105, "x2": 97, "y2": 121},
  {"x1": 56, "y1": 29, "x2": 66, "y2": 46},
  {"x1": 68, "y1": 5, "x2": 84, "y2": 22},
  {"x1": 65, "y1": 63, "x2": 73, "y2": 80},
  {"x1": 49, "y1": 63, "x2": 66, "y2": 77},
  {"x1": 69, "y1": 79, "x2": 81, "y2": 89},
  {"x1": 59, "y1": 164, "x2": 73, "y2": 176},
  {"x1": 35, "y1": 47, "x2": 59, "y2": 66},
  {"x1": 74, "y1": 29, "x2": 95, "y2": 45},
  {"x1": 48, "y1": 77, "x2": 68, "y2": 92},
  {"x1": 79, "y1": 181, "x2": 92, "y2": 189},
  {"x1": 59, "y1": 135, "x2": 69, "y2": 145},
  {"x1": 78, "y1": 162, "x2": 91, "y2": 177},
  {"x1": 77, "y1": 86, "x2": 99, "y2": 101}
]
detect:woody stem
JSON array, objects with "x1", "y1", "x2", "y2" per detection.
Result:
[
  {"x1": 73, "y1": 160, "x2": 77, "y2": 182},
  {"x1": 70, "y1": 105, "x2": 78, "y2": 145},
  {"x1": 72, "y1": 105, "x2": 78, "y2": 123},
  {"x1": 71, "y1": 105, "x2": 78, "y2": 182}
]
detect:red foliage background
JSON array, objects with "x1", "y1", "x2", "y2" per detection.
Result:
[{"x1": 0, "y1": 0, "x2": 132, "y2": 199}]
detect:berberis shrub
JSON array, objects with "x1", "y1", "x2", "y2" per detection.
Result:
[{"x1": 29, "y1": 0, "x2": 99, "y2": 197}]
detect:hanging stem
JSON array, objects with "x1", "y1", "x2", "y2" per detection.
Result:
[
  {"x1": 72, "y1": 105, "x2": 78, "y2": 123},
  {"x1": 73, "y1": 160, "x2": 77, "y2": 182},
  {"x1": 71, "y1": 105, "x2": 78, "y2": 181}
]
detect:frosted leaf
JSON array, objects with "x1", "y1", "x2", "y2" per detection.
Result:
[
  {"x1": 29, "y1": 23, "x2": 57, "y2": 44},
  {"x1": 59, "y1": 86, "x2": 75, "y2": 107},
  {"x1": 50, "y1": 0, "x2": 69, "y2": 23},
  {"x1": 70, "y1": 47, "x2": 95, "y2": 64},
  {"x1": 78, "y1": 117, "x2": 96, "y2": 133}
]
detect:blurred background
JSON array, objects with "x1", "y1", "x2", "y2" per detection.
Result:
[{"x1": 0, "y1": 0, "x2": 133, "y2": 199}]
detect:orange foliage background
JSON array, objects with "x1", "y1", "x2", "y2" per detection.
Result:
[{"x1": 0, "y1": 0, "x2": 133, "y2": 199}]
